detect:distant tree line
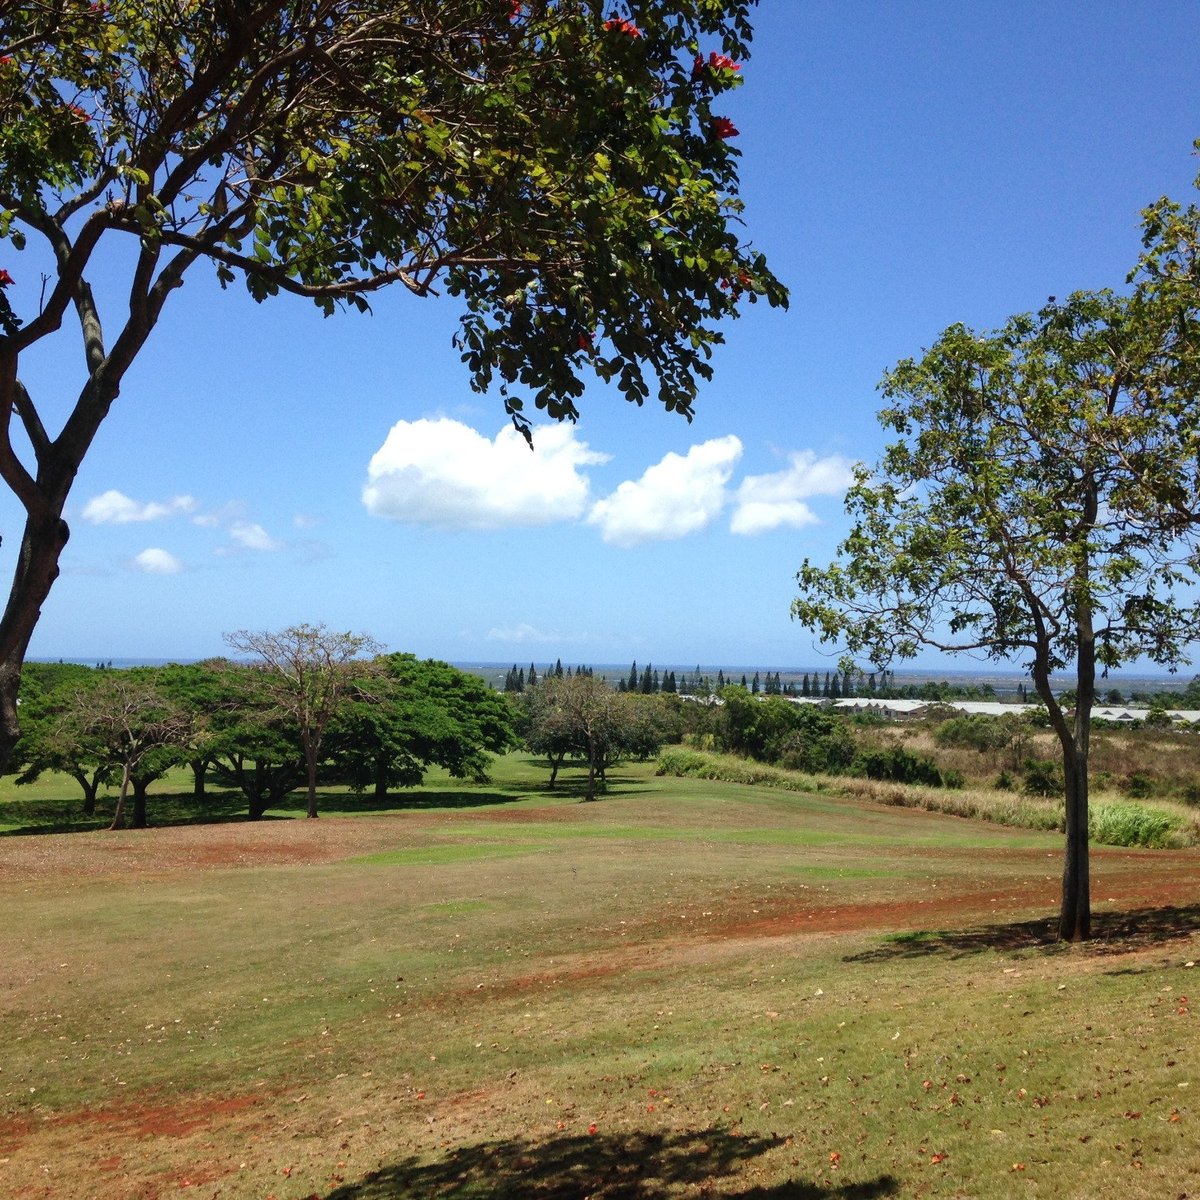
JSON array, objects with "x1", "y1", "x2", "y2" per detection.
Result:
[{"x1": 12, "y1": 628, "x2": 516, "y2": 828}]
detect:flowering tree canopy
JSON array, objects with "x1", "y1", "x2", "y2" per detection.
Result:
[
  {"x1": 793, "y1": 174, "x2": 1200, "y2": 942},
  {"x1": 0, "y1": 0, "x2": 785, "y2": 768}
]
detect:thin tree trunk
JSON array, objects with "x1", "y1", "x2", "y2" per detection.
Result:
[
  {"x1": 1059, "y1": 748, "x2": 1090, "y2": 941},
  {"x1": 109, "y1": 763, "x2": 131, "y2": 830},
  {"x1": 191, "y1": 758, "x2": 207, "y2": 799},
  {"x1": 304, "y1": 737, "x2": 319, "y2": 818}
]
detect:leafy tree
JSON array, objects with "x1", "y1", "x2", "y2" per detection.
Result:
[
  {"x1": 154, "y1": 659, "x2": 237, "y2": 798},
  {"x1": 11, "y1": 668, "x2": 114, "y2": 813},
  {"x1": 224, "y1": 624, "x2": 380, "y2": 817},
  {"x1": 206, "y1": 669, "x2": 308, "y2": 820},
  {"x1": 793, "y1": 180, "x2": 1200, "y2": 941},
  {"x1": 42, "y1": 672, "x2": 193, "y2": 828},
  {"x1": 522, "y1": 673, "x2": 638, "y2": 800},
  {"x1": 0, "y1": 1, "x2": 785, "y2": 772},
  {"x1": 328, "y1": 654, "x2": 516, "y2": 799}
]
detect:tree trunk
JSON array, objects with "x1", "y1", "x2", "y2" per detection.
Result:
[
  {"x1": 373, "y1": 756, "x2": 389, "y2": 802},
  {"x1": 109, "y1": 763, "x2": 131, "y2": 830},
  {"x1": 585, "y1": 732, "x2": 597, "y2": 801},
  {"x1": 73, "y1": 768, "x2": 100, "y2": 816},
  {"x1": 303, "y1": 735, "x2": 319, "y2": 818},
  {"x1": 1059, "y1": 747, "x2": 1090, "y2": 941},
  {"x1": 131, "y1": 776, "x2": 150, "y2": 829},
  {"x1": 191, "y1": 758, "x2": 207, "y2": 800},
  {"x1": 0, "y1": 511, "x2": 71, "y2": 773}
]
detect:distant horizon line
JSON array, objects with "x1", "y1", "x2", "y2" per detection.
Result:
[{"x1": 24, "y1": 655, "x2": 1196, "y2": 686}]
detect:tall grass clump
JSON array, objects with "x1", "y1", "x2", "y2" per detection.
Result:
[{"x1": 1089, "y1": 801, "x2": 1183, "y2": 848}]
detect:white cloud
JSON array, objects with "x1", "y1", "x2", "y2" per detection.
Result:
[
  {"x1": 227, "y1": 521, "x2": 281, "y2": 551},
  {"x1": 293, "y1": 512, "x2": 319, "y2": 530},
  {"x1": 131, "y1": 547, "x2": 183, "y2": 575},
  {"x1": 362, "y1": 418, "x2": 609, "y2": 530},
  {"x1": 486, "y1": 622, "x2": 580, "y2": 646},
  {"x1": 588, "y1": 435, "x2": 743, "y2": 547},
  {"x1": 730, "y1": 451, "x2": 856, "y2": 535},
  {"x1": 82, "y1": 490, "x2": 196, "y2": 524}
]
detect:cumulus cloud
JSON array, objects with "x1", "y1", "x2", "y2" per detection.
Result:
[
  {"x1": 362, "y1": 418, "x2": 609, "y2": 530},
  {"x1": 82, "y1": 490, "x2": 197, "y2": 524},
  {"x1": 730, "y1": 451, "x2": 856, "y2": 535},
  {"x1": 587, "y1": 435, "x2": 743, "y2": 547},
  {"x1": 131, "y1": 547, "x2": 183, "y2": 575}
]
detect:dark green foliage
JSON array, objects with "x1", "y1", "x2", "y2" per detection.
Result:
[
  {"x1": 329, "y1": 655, "x2": 517, "y2": 800},
  {"x1": 1022, "y1": 758, "x2": 1064, "y2": 798},
  {"x1": 854, "y1": 745, "x2": 955, "y2": 788}
]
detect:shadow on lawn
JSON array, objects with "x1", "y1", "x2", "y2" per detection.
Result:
[
  {"x1": 325, "y1": 1128, "x2": 899, "y2": 1199},
  {"x1": 845, "y1": 903, "x2": 1200, "y2": 964}
]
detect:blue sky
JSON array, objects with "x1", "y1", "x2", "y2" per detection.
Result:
[{"x1": 7, "y1": 2, "x2": 1200, "y2": 671}]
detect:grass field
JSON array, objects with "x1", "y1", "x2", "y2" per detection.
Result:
[{"x1": 1, "y1": 754, "x2": 1198, "y2": 1198}]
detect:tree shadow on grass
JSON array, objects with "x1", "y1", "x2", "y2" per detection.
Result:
[
  {"x1": 0, "y1": 790, "x2": 254, "y2": 836},
  {"x1": 270, "y1": 789, "x2": 519, "y2": 815},
  {"x1": 844, "y1": 903, "x2": 1200, "y2": 965},
  {"x1": 325, "y1": 1128, "x2": 899, "y2": 1199}
]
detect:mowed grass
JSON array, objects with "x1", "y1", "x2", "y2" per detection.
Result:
[{"x1": 1, "y1": 755, "x2": 1198, "y2": 1199}]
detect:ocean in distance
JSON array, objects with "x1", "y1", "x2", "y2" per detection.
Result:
[{"x1": 25, "y1": 656, "x2": 1199, "y2": 699}]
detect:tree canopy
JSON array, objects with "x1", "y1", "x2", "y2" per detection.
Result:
[
  {"x1": 793, "y1": 175, "x2": 1200, "y2": 941},
  {"x1": 224, "y1": 624, "x2": 380, "y2": 817},
  {"x1": 0, "y1": 0, "x2": 785, "y2": 769}
]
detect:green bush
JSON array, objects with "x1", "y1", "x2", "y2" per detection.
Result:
[
  {"x1": 1022, "y1": 757, "x2": 1063, "y2": 797},
  {"x1": 1089, "y1": 802, "x2": 1179, "y2": 848},
  {"x1": 855, "y1": 745, "x2": 952, "y2": 788},
  {"x1": 1122, "y1": 772, "x2": 1155, "y2": 799},
  {"x1": 934, "y1": 715, "x2": 1008, "y2": 752}
]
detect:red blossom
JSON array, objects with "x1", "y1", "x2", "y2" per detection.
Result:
[
  {"x1": 577, "y1": 331, "x2": 593, "y2": 351},
  {"x1": 0, "y1": 56, "x2": 13, "y2": 67},
  {"x1": 0, "y1": 269, "x2": 12, "y2": 287},
  {"x1": 68, "y1": 104, "x2": 91, "y2": 122},
  {"x1": 711, "y1": 116, "x2": 739, "y2": 140},
  {"x1": 693, "y1": 51, "x2": 741, "y2": 80},
  {"x1": 508, "y1": 0, "x2": 521, "y2": 19},
  {"x1": 603, "y1": 17, "x2": 641, "y2": 37}
]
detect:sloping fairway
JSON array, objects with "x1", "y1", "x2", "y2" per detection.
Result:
[{"x1": 1, "y1": 756, "x2": 1198, "y2": 1198}]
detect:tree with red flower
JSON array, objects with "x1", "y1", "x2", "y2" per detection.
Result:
[
  {"x1": 711, "y1": 116, "x2": 739, "y2": 139},
  {"x1": 603, "y1": 17, "x2": 641, "y2": 37},
  {"x1": 0, "y1": 0, "x2": 786, "y2": 774}
]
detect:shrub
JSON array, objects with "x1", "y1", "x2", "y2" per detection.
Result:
[
  {"x1": 855, "y1": 746, "x2": 950, "y2": 788},
  {"x1": 1122, "y1": 772, "x2": 1155, "y2": 799},
  {"x1": 1089, "y1": 802, "x2": 1179, "y2": 848},
  {"x1": 934, "y1": 715, "x2": 1008, "y2": 752},
  {"x1": 1022, "y1": 757, "x2": 1063, "y2": 797}
]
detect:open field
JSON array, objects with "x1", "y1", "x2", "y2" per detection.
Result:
[{"x1": 1, "y1": 756, "x2": 1199, "y2": 1198}]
